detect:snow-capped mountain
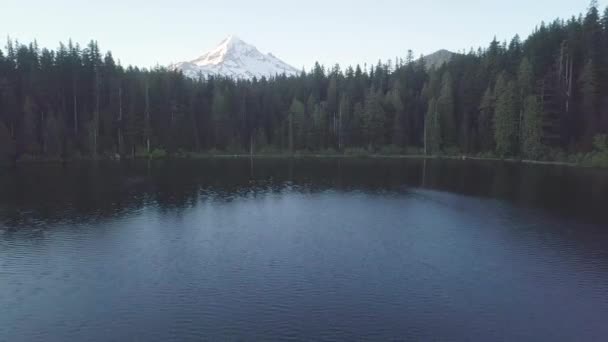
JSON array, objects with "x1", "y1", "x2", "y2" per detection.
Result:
[{"x1": 171, "y1": 35, "x2": 299, "y2": 80}]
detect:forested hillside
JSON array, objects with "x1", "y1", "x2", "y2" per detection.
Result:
[{"x1": 1, "y1": 2, "x2": 608, "y2": 165}]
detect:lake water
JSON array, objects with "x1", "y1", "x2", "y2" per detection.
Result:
[{"x1": 1, "y1": 158, "x2": 608, "y2": 341}]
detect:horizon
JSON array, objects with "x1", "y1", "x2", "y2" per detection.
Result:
[{"x1": 1, "y1": 0, "x2": 591, "y2": 70}]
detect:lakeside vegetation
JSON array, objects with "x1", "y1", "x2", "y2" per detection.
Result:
[{"x1": 1, "y1": 2, "x2": 608, "y2": 168}]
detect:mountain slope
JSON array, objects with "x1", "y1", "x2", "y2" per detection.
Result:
[
  {"x1": 422, "y1": 49, "x2": 456, "y2": 69},
  {"x1": 171, "y1": 36, "x2": 299, "y2": 79}
]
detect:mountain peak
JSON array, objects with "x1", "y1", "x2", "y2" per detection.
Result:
[
  {"x1": 171, "y1": 36, "x2": 298, "y2": 80},
  {"x1": 422, "y1": 49, "x2": 456, "y2": 69},
  {"x1": 217, "y1": 35, "x2": 245, "y2": 51},
  {"x1": 221, "y1": 34, "x2": 242, "y2": 44}
]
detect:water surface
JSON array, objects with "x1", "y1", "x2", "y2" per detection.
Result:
[{"x1": 1, "y1": 159, "x2": 608, "y2": 341}]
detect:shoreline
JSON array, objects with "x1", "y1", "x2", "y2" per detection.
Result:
[
  {"x1": 196, "y1": 154, "x2": 579, "y2": 167},
  {"x1": 3, "y1": 153, "x2": 582, "y2": 168}
]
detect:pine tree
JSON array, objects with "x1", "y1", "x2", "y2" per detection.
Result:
[
  {"x1": 517, "y1": 57, "x2": 534, "y2": 100},
  {"x1": 424, "y1": 97, "x2": 441, "y2": 154},
  {"x1": 0, "y1": 7, "x2": 606, "y2": 163},
  {"x1": 584, "y1": 0, "x2": 602, "y2": 63},
  {"x1": 494, "y1": 74, "x2": 518, "y2": 156},
  {"x1": 326, "y1": 77, "x2": 338, "y2": 146},
  {"x1": 436, "y1": 72, "x2": 456, "y2": 149},
  {"x1": 144, "y1": 79, "x2": 151, "y2": 153},
  {"x1": 517, "y1": 57, "x2": 534, "y2": 143},
  {"x1": 43, "y1": 114, "x2": 63, "y2": 158},
  {"x1": 351, "y1": 102, "x2": 365, "y2": 147},
  {"x1": 337, "y1": 94, "x2": 351, "y2": 150},
  {"x1": 579, "y1": 59, "x2": 599, "y2": 146},
  {"x1": 288, "y1": 97, "x2": 304, "y2": 152},
  {"x1": 363, "y1": 89, "x2": 385, "y2": 150},
  {"x1": 388, "y1": 85, "x2": 406, "y2": 147},
  {"x1": 521, "y1": 95, "x2": 543, "y2": 159},
  {"x1": 211, "y1": 86, "x2": 227, "y2": 148},
  {"x1": 0, "y1": 121, "x2": 15, "y2": 162},
  {"x1": 21, "y1": 96, "x2": 39, "y2": 156}
]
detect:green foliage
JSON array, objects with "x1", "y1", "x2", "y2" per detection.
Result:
[
  {"x1": 316, "y1": 148, "x2": 339, "y2": 156},
  {"x1": 257, "y1": 145, "x2": 282, "y2": 155},
  {"x1": 43, "y1": 114, "x2": 63, "y2": 158},
  {"x1": 517, "y1": 57, "x2": 534, "y2": 100},
  {"x1": 343, "y1": 147, "x2": 369, "y2": 156},
  {"x1": 425, "y1": 98, "x2": 441, "y2": 154},
  {"x1": 593, "y1": 134, "x2": 608, "y2": 152},
  {"x1": 521, "y1": 96, "x2": 544, "y2": 159},
  {"x1": 493, "y1": 75, "x2": 519, "y2": 157},
  {"x1": 585, "y1": 134, "x2": 608, "y2": 168},
  {"x1": 378, "y1": 145, "x2": 405, "y2": 155},
  {"x1": 288, "y1": 97, "x2": 305, "y2": 152},
  {"x1": 148, "y1": 148, "x2": 168, "y2": 159},
  {"x1": 363, "y1": 89, "x2": 386, "y2": 150},
  {"x1": 588, "y1": 153, "x2": 608, "y2": 168},
  {"x1": 21, "y1": 96, "x2": 40, "y2": 156},
  {"x1": 436, "y1": 72, "x2": 456, "y2": 148},
  {"x1": 388, "y1": 85, "x2": 407, "y2": 147},
  {"x1": 442, "y1": 146, "x2": 462, "y2": 156},
  {"x1": 1, "y1": 3, "x2": 608, "y2": 164},
  {"x1": 478, "y1": 86, "x2": 495, "y2": 152},
  {"x1": 0, "y1": 122, "x2": 15, "y2": 162},
  {"x1": 477, "y1": 151, "x2": 499, "y2": 159},
  {"x1": 579, "y1": 59, "x2": 599, "y2": 144}
]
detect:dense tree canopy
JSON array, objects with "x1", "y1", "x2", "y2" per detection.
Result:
[{"x1": 1, "y1": 2, "x2": 607, "y2": 162}]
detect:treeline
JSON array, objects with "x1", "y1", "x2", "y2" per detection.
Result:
[{"x1": 1, "y1": 2, "x2": 608, "y2": 163}]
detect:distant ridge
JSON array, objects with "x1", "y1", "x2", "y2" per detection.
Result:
[{"x1": 422, "y1": 49, "x2": 456, "y2": 69}]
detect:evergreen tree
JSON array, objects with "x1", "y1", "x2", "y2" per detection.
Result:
[
  {"x1": 436, "y1": 72, "x2": 456, "y2": 148},
  {"x1": 0, "y1": 4, "x2": 606, "y2": 162},
  {"x1": 388, "y1": 85, "x2": 407, "y2": 147},
  {"x1": 424, "y1": 97, "x2": 441, "y2": 154},
  {"x1": 521, "y1": 95, "x2": 544, "y2": 159},
  {"x1": 326, "y1": 77, "x2": 338, "y2": 146},
  {"x1": 478, "y1": 86, "x2": 495, "y2": 152},
  {"x1": 0, "y1": 121, "x2": 15, "y2": 162},
  {"x1": 583, "y1": 0, "x2": 602, "y2": 63},
  {"x1": 20, "y1": 96, "x2": 39, "y2": 156},
  {"x1": 288, "y1": 97, "x2": 305, "y2": 152},
  {"x1": 363, "y1": 89, "x2": 385, "y2": 150},
  {"x1": 517, "y1": 57, "x2": 534, "y2": 101},
  {"x1": 43, "y1": 114, "x2": 63, "y2": 158},
  {"x1": 494, "y1": 75, "x2": 518, "y2": 156},
  {"x1": 579, "y1": 59, "x2": 599, "y2": 145},
  {"x1": 517, "y1": 57, "x2": 534, "y2": 142},
  {"x1": 337, "y1": 94, "x2": 351, "y2": 150}
]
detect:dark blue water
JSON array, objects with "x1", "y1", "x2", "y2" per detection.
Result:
[{"x1": 1, "y1": 159, "x2": 608, "y2": 341}]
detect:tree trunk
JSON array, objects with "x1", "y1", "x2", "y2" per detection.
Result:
[
  {"x1": 423, "y1": 118, "x2": 428, "y2": 155},
  {"x1": 288, "y1": 111, "x2": 293, "y2": 153},
  {"x1": 94, "y1": 70, "x2": 100, "y2": 159},
  {"x1": 145, "y1": 82, "x2": 151, "y2": 154},
  {"x1": 338, "y1": 104, "x2": 343, "y2": 150},
  {"x1": 250, "y1": 134, "x2": 254, "y2": 156},
  {"x1": 73, "y1": 88, "x2": 78, "y2": 135},
  {"x1": 118, "y1": 85, "x2": 124, "y2": 156}
]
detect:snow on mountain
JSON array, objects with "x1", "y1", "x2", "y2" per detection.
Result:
[{"x1": 171, "y1": 35, "x2": 299, "y2": 80}]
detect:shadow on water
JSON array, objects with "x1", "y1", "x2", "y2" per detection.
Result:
[
  {"x1": 2, "y1": 158, "x2": 608, "y2": 341},
  {"x1": 1, "y1": 158, "x2": 607, "y2": 228}
]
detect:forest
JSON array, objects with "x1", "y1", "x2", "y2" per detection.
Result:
[{"x1": 1, "y1": 2, "x2": 608, "y2": 166}]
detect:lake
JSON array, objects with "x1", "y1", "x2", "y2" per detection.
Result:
[{"x1": 1, "y1": 158, "x2": 608, "y2": 341}]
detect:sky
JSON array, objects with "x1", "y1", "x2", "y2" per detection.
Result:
[{"x1": 1, "y1": 0, "x2": 593, "y2": 70}]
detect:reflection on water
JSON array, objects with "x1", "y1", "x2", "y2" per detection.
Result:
[{"x1": 1, "y1": 159, "x2": 608, "y2": 341}]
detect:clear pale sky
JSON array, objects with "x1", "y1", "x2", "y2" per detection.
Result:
[{"x1": 1, "y1": 0, "x2": 592, "y2": 70}]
